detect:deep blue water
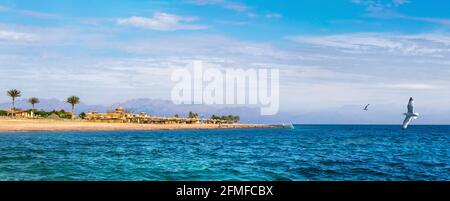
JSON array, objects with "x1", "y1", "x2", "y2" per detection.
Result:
[{"x1": 0, "y1": 125, "x2": 449, "y2": 181}]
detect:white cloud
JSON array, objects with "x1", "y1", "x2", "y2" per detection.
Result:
[
  {"x1": 117, "y1": 12, "x2": 207, "y2": 31},
  {"x1": 2, "y1": 21, "x2": 450, "y2": 116},
  {"x1": 188, "y1": 0, "x2": 249, "y2": 12},
  {"x1": 246, "y1": 13, "x2": 258, "y2": 18},
  {"x1": 188, "y1": 1, "x2": 276, "y2": 21},
  {"x1": 383, "y1": 83, "x2": 436, "y2": 90},
  {"x1": 352, "y1": 0, "x2": 450, "y2": 26},
  {"x1": 223, "y1": 2, "x2": 248, "y2": 12},
  {"x1": 216, "y1": 20, "x2": 250, "y2": 26},
  {"x1": 0, "y1": 30, "x2": 38, "y2": 42},
  {"x1": 287, "y1": 33, "x2": 450, "y2": 55},
  {"x1": 109, "y1": 35, "x2": 297, "y2": 61},
  {"x1": 0, "y1": 5, "x2": 58, "y2": 19},
  {"x1": 392, "y1": 0, "x2": 409, "y2": 6},
  {"x1": 187, "y1": 0, "x2": 257, "y2": 20},
  {"x1": 399, "y1": 15, "x2": 450, "y2": 26},
  {"x1": 265, "y1": 13, "x2": 282, "y2": 19},
  {"x1": 352, "y1": 0, "x2": 409, "y2": 8}
]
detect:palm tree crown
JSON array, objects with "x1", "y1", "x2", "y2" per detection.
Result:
[
  {"x1": 6, "y1": 89, "x2": 21, "y2": 112},
  {"x1": 28, "y1": 97, "x2": 40, "y2": 110},
  {"x1": 67, "y1": 96, "x2": 80, "y2": 119},
  {"x1": 67, "y1": 96, "x2": 80, "y2": 105}
]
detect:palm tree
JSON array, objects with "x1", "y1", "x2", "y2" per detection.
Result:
[
  {"x1": 28, "y1": 97, "x2": 40, "y2": 117},
  {"x1": 66, "y1": 96, "x2": 80, "y2": 119},
  {"x1": 188, "y1": 111, "x2": 199, "y2": 119},
  {"x1": 7, "y1": 89, "x2": 21, "y2": 117}
]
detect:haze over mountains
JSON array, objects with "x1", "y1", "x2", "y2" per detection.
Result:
[
  {"x1": 2, "y1": 98, "x2": 450, "y2": 124},
  {"x1": 0, "y1": 98, "x2": 287, "y2": 123}
]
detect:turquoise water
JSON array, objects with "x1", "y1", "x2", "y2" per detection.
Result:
[{"x1": 0, "y1": 125, "x2": 449, "y2": 181}]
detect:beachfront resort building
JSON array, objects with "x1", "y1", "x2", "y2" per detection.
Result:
[
  {"x1": 5, "y1": 109, "x2": 31, "y2": 118},
  {"x1": 85, "y1": 106, "x2": 135, "y2": 123},
  {"x1": 1, "y1": 105, "x2": 237, "y2": 125},
  {"x1": 85, "y1": 106, "x2": 206, "y2": 124}
]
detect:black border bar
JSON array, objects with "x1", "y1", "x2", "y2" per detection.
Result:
[{"x1": 0, "y1": 181, "x2": 448, "y2": 200}]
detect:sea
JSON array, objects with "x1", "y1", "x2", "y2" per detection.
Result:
[{"x1": 0, "y1": 125, "x2": 448, "y2": 181}]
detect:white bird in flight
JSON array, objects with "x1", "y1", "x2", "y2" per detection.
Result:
[{"x1": 402, "y1": 97, "x2": 419, "y2": 130}]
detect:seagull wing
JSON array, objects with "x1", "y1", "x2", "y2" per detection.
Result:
[
  {"x1": 407, "y1": 98, "x2": 414, "y2": 113},
  {"x1": 402, "y1": 115, "x2": 412, "y2": 129}
]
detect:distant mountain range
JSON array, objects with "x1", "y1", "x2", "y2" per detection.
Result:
[
  {"x1": 0, "y1": 98, "x2": 288, "y2": 123},
  {"x1": 4, "y1": 98, "x2": 447, "y2": 124}
]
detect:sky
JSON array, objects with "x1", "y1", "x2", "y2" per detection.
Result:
[{"x1": 1, "y1": 0, "x2": 450, "y2": 123}]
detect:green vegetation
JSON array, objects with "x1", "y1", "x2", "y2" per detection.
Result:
[
  {"x1": 188, "y1": 111, "x2": 199, "y2": 119},
  {"x1": 28, "y1": 97, "x2": 40, "y2": 117},
  {"x1": 211, "y1": 115, "x2": 240, "y2": 123},
  {"x1": 34, "y1": 110, "x2": 50, "y2": 118},
  {"x1": 79, "y1": 112, "x2": 86, "y2": 119},
  {"x1": 1, "y1": 89, "x2": 242, "y2": 124},
  {"x1": 28, "y1": 97, "x2": 40, "y2": 111},
  {"x1": 1, "y1": 89, "x2": 83, "y2": 120},
  {"x1": 6, "y1": 89, "x2": 21, "y2": 113},
  {"x1": 32, "y1": 109, "x2": 72, "y2": 119},
  {"x1": 53, "y1": 110, "x2": 71, "y2": 119},
  {"x1": 67, "y1": 96, "x2": 80, "y2": 119}
]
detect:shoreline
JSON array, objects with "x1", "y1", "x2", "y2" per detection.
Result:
[{"x1": 0, "y1": 119, "x2": 273, "y2": 133}]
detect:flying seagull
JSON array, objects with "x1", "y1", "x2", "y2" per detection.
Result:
[
  {"x1": 402, "y1": 97, "x2": 419, "y2": 130},
  {"x1": 363, "y1": 104, "x2": 370, "y2": 111}
]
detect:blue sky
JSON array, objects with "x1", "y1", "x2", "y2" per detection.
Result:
[
  {"x1": 1, "y1": 0, "x2": 450, "y2": 123},
  {"x1": 2, "y1": 0, "x2": 450, "y2": 36}
]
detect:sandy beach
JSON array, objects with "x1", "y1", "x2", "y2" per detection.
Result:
[{"x1": 0, "y1": 118, "x2": 271, "y2": 132}]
